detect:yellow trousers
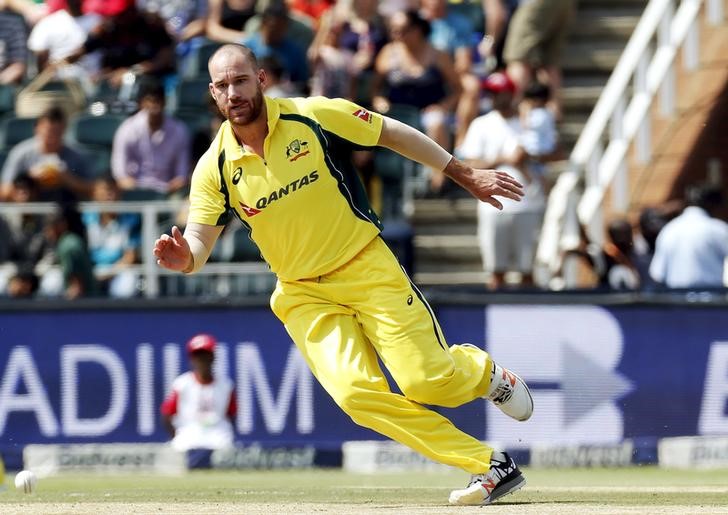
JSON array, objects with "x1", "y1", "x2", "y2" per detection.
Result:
[{"x1": 270, "y1": 237, "x2": 494, "y2": 473}]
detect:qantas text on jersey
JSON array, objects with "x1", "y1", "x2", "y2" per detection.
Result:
[{"x1": 253, "y1": 170, "x2": 319, "y2": 210}]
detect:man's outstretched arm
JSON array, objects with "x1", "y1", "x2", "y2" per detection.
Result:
[
  {"x1": 153, "y1": 223, "x2": 223, "y2": 274},
  {"x1": 376, "y1": 116, "x2": 524, "y2": 210}
]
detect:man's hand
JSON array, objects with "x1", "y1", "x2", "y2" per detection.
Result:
[
  {"x1": 153, "y1": 226, "x2": 193, "y2": 272},
  {"x1": 443, "y1": 158, "x2": 525, "y2": 210}
]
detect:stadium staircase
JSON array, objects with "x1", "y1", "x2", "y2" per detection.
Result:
[{"x1": 411, "y1": 0, "x2": 648, "y2": 288}]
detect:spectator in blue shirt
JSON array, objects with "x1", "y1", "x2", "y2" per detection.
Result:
[{"x1": 243, "y1": 3, "x2": 309, "y2": 88}]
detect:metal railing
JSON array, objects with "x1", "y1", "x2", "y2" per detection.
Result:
[
  {"x1": 535, "y1": 0, "x2": 724, "y2": 287},
  {"x1": 0, "y1": 200, "x2": 275, "y2": 298}
]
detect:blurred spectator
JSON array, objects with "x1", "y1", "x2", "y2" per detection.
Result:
[
  {"x1": 0, "y1": 173, "x2": 49, "y2": 266},
  {"x1": 649, "y1": 184, "x2": 728, "y2": 289},
  {"x1": 138, "y1": 0, "x2": 208, "y2": 44},
  {"x1": 27, "y1": 0, "x2": 101, "y2": 89},
  {"x1": 517, "y1": 80, "x2": 558, "y2": 187},
  {"x1": 519, "y1": 81, "x2": 557, "y2": 160},
  {"x1": 308, "y1": 0, "x2": 387, "y2": 100},
  {"x1": 479, "y1": 0, "x2": 517, "y2": 71},
  {"x1": 46, "y1": 0, "x2": 135, "y2": 17},
  {"x1": 112, "y1": 78, "x2": 191, "y2": 195},
  {"x1": 419, "y1": 0, "x2": 479, "y2": 148},
  {"x1": 633, "y1": 206, "x2": 669, "y2": 291},
  {"x1": 206, "y1": 0, "x2": 257, "y2": 44},
  {"x1": 459, "y1": 72, "x2": 544, "y2": 289},
  {"x1": 245, "y1": 0, "x2": 315, "y2": 50},
  {"x1": 79, "y1": 5, "x2": 175, "y2": 87},
  {"x1": 0, "y1": 106, "x2": 92, "y2": 202},
  {"x1": 82, "y1": 176, "x2": 140, "y2": 297},
  {"x1": 287, "y1": 0, "x2": 334, "y2": 26},
  {"x1": 161, "y1": 333, "x2": 237, "y2": 452},
  {"x1": 504, "y1": 0, "x2": 576, "y2": 118},
  {"x1": 596, "y1": 218, "x2": 641, "y2": 290},
  {"x1": 0, "y1": 10, "x2": 28, "y2": 85},
  {"x1": 243, "y1": 3, "x2": 309, "y2": 88},
  {"x1": 42, "y1": 202, "x2": 98, "y2": 299},
  {"x1": 7, "y1": 267, "x2": 40, "y2": 298},
  {"x1": 308, "y1": 17, "x2": 351, "y2": 98},
  {"x1": 260, "y1": 55, "x2": 301, "y2": 98},
  {"x1": 373, "y1": 10, "x2": 461, "y2": 192},
  {"x1": 378, "y1": 0, "x2": 418, "y2": 18},
  {"x1": 0, "y1": 0, "x2": 47, "y2": 26}
]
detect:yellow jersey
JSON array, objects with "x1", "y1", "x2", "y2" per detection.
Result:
[{"x1": 188, "y1": 96, "x2": 384, "y2": 281}]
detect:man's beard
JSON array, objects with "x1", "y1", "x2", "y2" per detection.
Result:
[{"x1": 222, "y1": 86, "x2": 264, "y2": 126}]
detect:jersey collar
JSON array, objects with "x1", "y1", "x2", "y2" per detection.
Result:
[{"x1": 221, "y1": 96, "x2": 280, "y2": 161}]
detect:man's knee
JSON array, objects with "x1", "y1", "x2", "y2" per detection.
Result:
[{"x1": 336, "y1": 389, "x2": 381, "y2": 426}]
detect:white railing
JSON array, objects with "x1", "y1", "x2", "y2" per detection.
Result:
[
  {"x1": 535, "y1": 0, "x2": 724, "y2": 287},
  {"x1": 0, "y1": 200, "x2": 274, "y2": 298}
]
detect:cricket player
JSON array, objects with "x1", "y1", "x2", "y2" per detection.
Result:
[
  {"x1": 154, "y1": 44, "x2": 533, "y2": 505},
  {"x1": 160, "y1": 333, "x2": 236, "y2": 451}
]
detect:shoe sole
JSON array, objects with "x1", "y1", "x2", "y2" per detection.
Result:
[
  {"x1": 484, "y1": 472, "x2": 527, "y2": 504},
  {"x1": 512, "y1": 370, "x2": 534, "y2": 422}
]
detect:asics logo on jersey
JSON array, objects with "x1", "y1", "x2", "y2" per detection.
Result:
[
  {"x1": 232, "y1": 167, "x2": 243, "y2": 185},
  {"x1": 254, "y1": 171, "x2": 320, "y2": 210}
]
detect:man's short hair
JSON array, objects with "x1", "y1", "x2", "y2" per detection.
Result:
[
  {"x1": 261, "y1": 2, "x2": 289, "y2": 21},
  {"x1": 137, "y1": 77, "x2": 166, "y2": 103},
  {"x1": 687, "y1": 183, "x2": 724, "y2": 211},
  {"x1": 37, "y1": 106, "x2": 66, "y2": 125}
]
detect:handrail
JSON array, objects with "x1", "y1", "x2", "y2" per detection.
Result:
[
  {"x1": 0, "y1": 200, "x2": 274, "y2": 298},
  {"x1": 535, "y1": 0, "x2": 723, "y2": 288}
]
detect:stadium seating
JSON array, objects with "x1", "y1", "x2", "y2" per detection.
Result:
[
  {"x1": 0, "y1": 116, "x2": 36, "y2": 149},
  {"x1": 173, "y1": 78, "x2": 213, "y2": 112},
  {"x1": 66, "y1": 114, "x2": 126, "y2": 177},
  {"x1": 0, "y1": 84, "x2": 15, "y2": 117},
  {"x1": 184, "y1": 40, "x2": 222, "y2": 79},
  {"x1": 68, "y1": 113, "x2": 126, "y2": 148}
]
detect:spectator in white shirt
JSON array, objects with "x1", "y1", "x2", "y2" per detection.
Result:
[
  {"x1": 649, "y1": 184, "x2": 728, "y2": 289},
  {"x1": 27, "y1": 0, "x2": 101, "y2": 87},
  {"x1": 160, "y1": 334, "x2": 237, "y2": 452}
]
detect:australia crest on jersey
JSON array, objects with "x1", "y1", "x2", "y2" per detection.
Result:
[{"x1": 286, "y1": 139, "x2": 310, "y2": 162}]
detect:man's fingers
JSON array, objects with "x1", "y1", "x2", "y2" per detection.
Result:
[
  {"x1": 171, "y1": 225, "x2": 184, "y2": 244},
  {"x1": 482, "y1": 196, "x2": 503, "y2": 210},
  {"x1": 497, "y1": 186, "x2": 524, "y2": 202},
  {"x1": 498, "y1": 179, "x2": 525, "y2": 197},
  {"x1": 497, "y1": 171, "x2": 524, "y2": 188}
]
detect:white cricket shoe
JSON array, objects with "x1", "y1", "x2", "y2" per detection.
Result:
[
  {"x1": 448, "y1": 452, "x2": 526, "y2": 505},
  {"x1": 485, "y1": 361, "x2": 533, "y2": 421}
]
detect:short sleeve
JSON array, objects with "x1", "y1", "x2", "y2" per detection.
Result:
[
  {"x1": 188, "y1": 150, "x2": 230, "y2": 226},
  {"x1": 307, "y1": 98, "x2": 383, "y2": 148}
]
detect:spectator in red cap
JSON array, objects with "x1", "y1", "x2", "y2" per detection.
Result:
[{"x1": 160, "y1": 333, "x2": 237, "y2": 451}]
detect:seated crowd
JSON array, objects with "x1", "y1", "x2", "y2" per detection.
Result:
[{"x1": 0, "y1": 0, "x2": 590, "y2": 298}]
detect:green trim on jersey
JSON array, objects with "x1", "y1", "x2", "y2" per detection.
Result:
[{"x1": 215, "y1": 150, "x2": 232, "y2": 226}]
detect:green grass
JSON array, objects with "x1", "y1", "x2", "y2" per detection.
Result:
[{"x1": 2, "y1": 467, "x2": 728, "y2": 507}]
